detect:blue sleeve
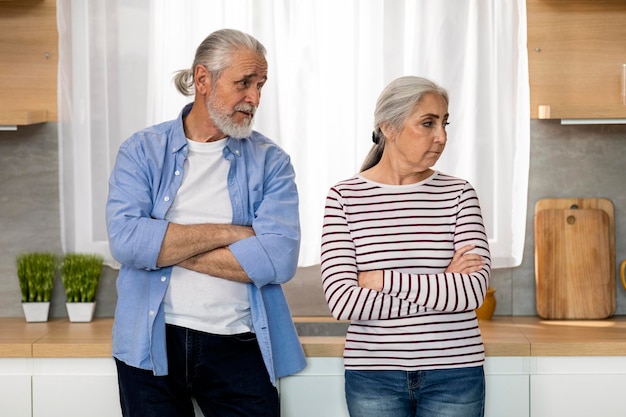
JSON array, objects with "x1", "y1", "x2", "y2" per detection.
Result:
[
  {"x1": 106, "y1": 138, "x2": 169, "y2": 270},
  {"x1": 229, "y1": 153, "x2": 301, "y2": 286}
]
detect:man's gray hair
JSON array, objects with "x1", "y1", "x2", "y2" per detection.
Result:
[{"x1": 173, "y1": 28, "x2": 267, "y2": 96}]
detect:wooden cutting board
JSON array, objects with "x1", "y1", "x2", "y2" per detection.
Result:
[{"x1": 534, "y1": 198, "x2": 615, "y2": 319}]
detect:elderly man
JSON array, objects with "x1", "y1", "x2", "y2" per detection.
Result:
[{"x1": 106, "y1": 28, "x2": 305, "y2": 417}]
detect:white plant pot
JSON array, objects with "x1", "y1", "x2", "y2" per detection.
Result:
[
  {"x1": 65, "y1": 302, "x2": 96, "y2": 322},
  {"x1": 22, "y1": 302, "x2": 50, "y2": 322}
]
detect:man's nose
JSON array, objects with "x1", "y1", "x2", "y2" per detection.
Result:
[{"x1": 245, "y1": 87, "x2": 261, "y2": 106}]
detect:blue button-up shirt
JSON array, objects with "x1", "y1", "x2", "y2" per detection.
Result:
[{"x1": 106, "y1": 103, "x2": 306, "y2": 383}]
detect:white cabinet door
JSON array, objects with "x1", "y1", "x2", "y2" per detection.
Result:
[
  {"x1": 486, "y1": 375, "x2": 529, "y2": 417},
  {"x1": 531, "y1": 357, "x2": 626, "y2": 417},
  {"x1": 0, "y1": 359, "x2": 32, "y2": 417},
  {"x1": 0, "y1": 376, "x2": 31, "y2": 417},
  {"x1": 280, "y1": 356, "x2": 530, "y2": 417},
  {"x1": 32, "y1": 358, "x2": 121, "y2": 417},
  {"x1": 280, "y1": 357, "x2": 349, "y2": 417},
  {"x1": 485, "y1": 357, "x2": 530, "y2": 417}
]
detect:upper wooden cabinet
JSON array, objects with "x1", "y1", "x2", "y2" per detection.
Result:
[
  {"x1": 527, "y1": 0, "x2": 626, "y2": 119},
  {"x1": 0, "y1": 0, "x2": 57, "y2": 126},
  {"x1": 1, "y1": 0, "x2": 624, "y2": 123}
]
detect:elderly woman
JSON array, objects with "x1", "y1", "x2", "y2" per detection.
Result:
[{"x1": 321, "y1": 76, "x2": 491, "y2": 417}]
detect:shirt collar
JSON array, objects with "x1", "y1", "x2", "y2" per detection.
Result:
[
  {"x1": 176, "y1": 102, "x2": 250, "y2": 157},
  {"x1": 225, "y1": 136, "x2": 243, "y2": 157},
  {"x1": 170, "y1": 103, "x2": 193, "y2": 154}
]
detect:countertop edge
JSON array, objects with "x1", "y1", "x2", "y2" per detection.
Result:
[{"x1": 3, "y1": 316, "x2": 626, "y2": 359}]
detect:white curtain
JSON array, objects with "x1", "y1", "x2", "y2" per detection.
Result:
[{"x1": 58, "y1": 0, "x2": 529, "y2": 269}]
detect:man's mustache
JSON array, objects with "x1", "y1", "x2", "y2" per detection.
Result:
[{"x1": 234, "y1": 104, "x2": 256, "y2": 116}]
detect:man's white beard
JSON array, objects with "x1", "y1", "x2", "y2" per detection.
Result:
[{"x1": 206, "y1": 93, "x2": 255, "y2": 139}]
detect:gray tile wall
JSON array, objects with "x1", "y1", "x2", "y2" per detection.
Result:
[{"x1": 1, "y1": 120, "x2": 625, "y2": 318}]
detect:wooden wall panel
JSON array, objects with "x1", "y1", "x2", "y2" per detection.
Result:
[
  {"x1": 0, "y1": 0, "x2": 57, "y2": 124},
  {"x1": 1, "y1": 0, "x2": 625, "y2": 122},
  {"x1": 528, "y1": 0, "x2": 626, "y2": 119}
]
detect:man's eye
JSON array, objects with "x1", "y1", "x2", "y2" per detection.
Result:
[
  {"x1": 444, "y1": 122, "x2": 450, "y2": 127},
  {"x1": 423, "y1": 121, "x2": 433, "y2": 127},
  {"x1": 239, "y1": 80, "x2": 250, "y2": 88}
]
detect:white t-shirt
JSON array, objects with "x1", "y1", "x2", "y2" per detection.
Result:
[{"x1": 163, "y1": 138, "x2": 251, "y2": 335}]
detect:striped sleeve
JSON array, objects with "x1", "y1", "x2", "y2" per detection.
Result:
[{"x1": 321, "y1": 186, "x2": 388, "y2": 321}]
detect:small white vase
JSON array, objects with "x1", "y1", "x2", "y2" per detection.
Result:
[
  {"x1": 22, "y1": 302, "x2": 50, "y2": 322},
  {"x1": 65, "y1": 302, "x2": 96, "y2": 322}
]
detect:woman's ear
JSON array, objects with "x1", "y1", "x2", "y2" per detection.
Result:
[{"x1": 380, "y1": 123, "x2": 395, "y2": 141}]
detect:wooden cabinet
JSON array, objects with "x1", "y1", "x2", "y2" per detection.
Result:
[
  {"x1": 3, "y1": 0, "x2": 624, "y2": 123},
  {"x1": 0, "y1": 0, "x2": 57, "y2": 126},
  {"x1": 527, "y1": 0, "x2": 626, "y2": 119}
]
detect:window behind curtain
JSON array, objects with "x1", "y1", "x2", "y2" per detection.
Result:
[{"x1": 58, "y1": 0, "x2": 529, "y2": 269}]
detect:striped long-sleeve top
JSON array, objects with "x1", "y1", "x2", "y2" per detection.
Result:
[{"x1": 321, "y1": 171, "x2": 491, "y2": 371}]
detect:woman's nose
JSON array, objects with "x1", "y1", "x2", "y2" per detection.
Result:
[{"x1": 434, "y1": 128, "x2": 447, "y2": 143}]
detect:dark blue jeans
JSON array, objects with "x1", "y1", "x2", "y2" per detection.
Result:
[
  {"x1": 345, "y1": 366, "x2": 485, "y2": 417},
  {"x1": 116, "y1": 324, "x2": 279, "y2": 417}
]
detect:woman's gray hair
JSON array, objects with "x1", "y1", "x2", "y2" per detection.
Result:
[
  {"x1": 173, "y1": 28, "x2": 267, "y2": 96},
  {"x1": 360, "y1": 76, "x2": 449, "y2": 172}
]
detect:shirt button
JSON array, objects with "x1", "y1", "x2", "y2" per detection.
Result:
[
  {"x1": 234, "y1": 150, "x2": 240, "y2": 155},
  {"x1": 175, "y1": 170, "x2": 180, "y2": 176},
  {"x1": 164, "y1": 196, "x2": 170, "y2": 202},
  {"x1": 161, "y1": 276, "x2": 166, "y2": 282},
  {"x1": 149, "y1": 310, "x2": 155, "y2": 316}
]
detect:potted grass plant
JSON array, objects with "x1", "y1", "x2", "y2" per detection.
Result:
[
  {"x1": 60, "y1": 253, "x2": 103, "y2": 322},
  {"x1": 16, "y1": 252, "x2": 57, "y2": 322}
]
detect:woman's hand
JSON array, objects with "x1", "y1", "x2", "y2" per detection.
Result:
[
  {"x1": 358, "y1": 270, "x2": 383, "y2": 291},
  {"x1": 357, "y1": 244, "x2": 483, "y2": 292},
  {"x1": 445, "y1": 244, "x2": 484, "y2": 274}
]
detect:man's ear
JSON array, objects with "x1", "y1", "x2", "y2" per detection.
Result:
[{"x1": 194, "y1": 65, "x2": 210, "y2": 95}]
